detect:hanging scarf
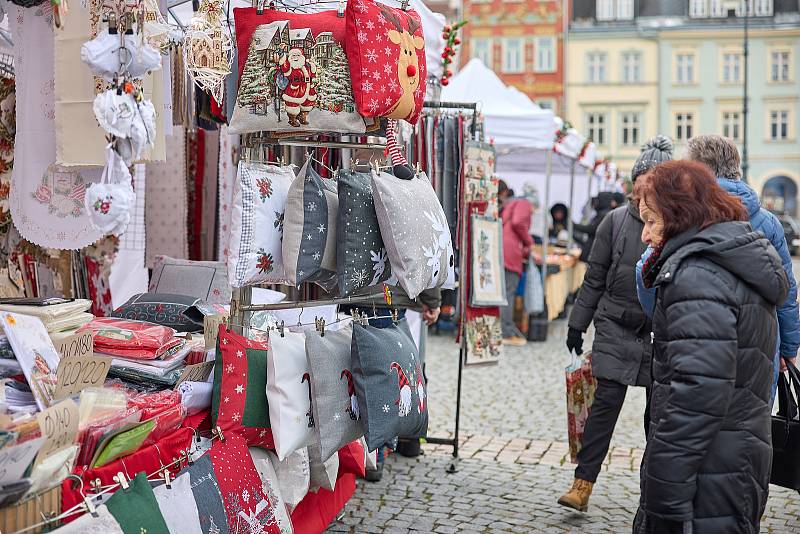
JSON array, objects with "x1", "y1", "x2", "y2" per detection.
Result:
[{"x1": 641, "y1": 243, "x2": 664, "y2": 289}]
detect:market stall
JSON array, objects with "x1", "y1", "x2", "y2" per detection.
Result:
[{"x1": 0, "y1": 0, "x2": 487, "y2": 531}]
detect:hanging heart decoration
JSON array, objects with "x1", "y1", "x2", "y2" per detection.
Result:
[{"x1": 183, "y1": 0, "x2": 232, "y2": 105}]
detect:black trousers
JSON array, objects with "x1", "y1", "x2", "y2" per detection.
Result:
[{"x1": 575, "y1": 377, "x2": 651, "y2": 483}]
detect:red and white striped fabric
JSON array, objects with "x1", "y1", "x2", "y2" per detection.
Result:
[{"x1": 385, "y1": 120, "x2": 408, "y2": 166}]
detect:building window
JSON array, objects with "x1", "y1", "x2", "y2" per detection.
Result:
[
  {"x1": 534, "y1": 37, "x2": 556, "y2": 73},
  {"x1": 735, "y1": 0, "x2": 752, "y2": 16},
  {"x1": 710, "y1": 0, "x2": 725, "y2": 16},
  {"x1": 722, "y1": 53, "x2": 742, "y2": 83},
  {"x1": 675, "y1": 112, "x2": 695, "y2": 141},
  {"x1": 587, "y1": 52, "x2": 607, "y2": 83},
  {"x1": 586, "y1": 113, "x2": 607, "y2": 146},
  {"x1": 770, "y1": 110, "x2": 789, "y2": 140},
  {"x1": 690, "y1": 0, "x2": 708, "y2": 17},
  {"x1": 597, "y1": 0, "x2": 614, "y2": 20},
  {"x1": 616, "y1": 0, "x2": 634, "y2": 19},
  {"x1": 472, "y1": 39, "x2": 493, "y2": 68},
  {"x1": 620, "y1": 112, "x2": 641, "y2": 146},
  {"x1": 502, "y1": 38, "x2": 524, "y2": 73},
  {"x1": 771, "y1": 51, "x2": 790, "y2": 82},
  {"x1": 621, "y1": 51, "x2": 641, "y2": 83},
  {"x1": 676, "y1": 53, "x2": 695, "y2": 84},
  {"x1": 722, "y1": 111, "x2": 741, "y2": 140},
  {"x1": 537, "y1": 99, "x2": 556, "y2": 111},
  {"x1": 754, "y1": 0, "x2": 773, "y2": 15}
]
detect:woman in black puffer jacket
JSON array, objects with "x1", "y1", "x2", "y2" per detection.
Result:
[{"x1": 633, "y1": 161, "x2": 789, "y2": 534}]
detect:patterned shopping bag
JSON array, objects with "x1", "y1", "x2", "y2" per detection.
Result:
[{"x1": 565, "y1": 352, "x2": 597, "y2": 463}]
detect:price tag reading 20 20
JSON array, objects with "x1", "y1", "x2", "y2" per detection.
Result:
[{"x1": 53, "y1": 333, "x2": 110, "y2": 400}]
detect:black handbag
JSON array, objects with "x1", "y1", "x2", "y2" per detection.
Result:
[{"x1": 770, "y1": 359, "x2": 800, "y2": 490}]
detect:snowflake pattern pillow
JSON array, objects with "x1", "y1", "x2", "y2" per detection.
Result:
[
  {"x1": 227, "y1": 161, "x2": 294, "y2": 288},
  {"x1": 351, "y1": 319, "x2": 428, "y2": 453},
  {"x1": 305, "y1": 325, "x2": 364, "y2": 462},
  {"x1": 267, "y1": 331, "x2": 316, "y2": 461},
  {"x1": 336, "y1": 170, "x2": 392, "y2": 296},
  {"x1": 344, "y1": 0, "x2": 426, "y2": 123},
  {"x1": 282, "y1": 161, "x2": 338, "y2": 292},
  {"x1": 371, "y1": 171, "x2": 454, "y2": 299},
  {"x1": 231, "y1": 8, "x2": 367, "y2": 134},
  {"x1": 211, "y1": 325, "x2": 275, "y2": 449}
]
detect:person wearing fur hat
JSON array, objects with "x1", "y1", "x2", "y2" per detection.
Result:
[{"x1": 559, "y1": 135, "x2": 673, "y2": 513}]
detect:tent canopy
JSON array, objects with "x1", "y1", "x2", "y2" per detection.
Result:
[{"x1": 441, "y1": 58, "x2": 555, "y2": 150}]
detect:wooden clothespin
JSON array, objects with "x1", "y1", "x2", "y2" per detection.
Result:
[
  {"x1": 315, "y1": 317, "x2": 326, "y2": 337},
  {"x1": 214, "y1": 426, "x2": 226, "y2": 442}
]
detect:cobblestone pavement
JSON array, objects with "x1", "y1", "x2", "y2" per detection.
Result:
[{"x1": 326, "y1": 320, "x2": 800, "y2": 533}]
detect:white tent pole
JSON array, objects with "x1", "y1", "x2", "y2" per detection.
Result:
[
  {"x1": 586, "y1": 167, "x2": 594, "y2": 220},
  {"x1": 567, "y1": 159, "x2": 576, "y2": 247},
  {"x1": 541, "y1": 150, "x2": 552, "y2": 313}
]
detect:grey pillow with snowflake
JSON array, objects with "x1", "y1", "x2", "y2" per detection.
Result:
[
  {"x1": 305, "y1": 325, "x2": 364, "y2": 462},
  {"x1": 351, "y1": 319, "x2": 428, "y2": 453},
  {"x1": 371, "y1": 171, "x2": 454, "y2": 299},
  {"x1": 282, "y1": 161, "x2": 339, "y2": 292},
  {"x1": 336, "y1": 170, "x2": 392, "y2": 296}
]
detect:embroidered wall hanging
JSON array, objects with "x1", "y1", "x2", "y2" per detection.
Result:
[{"x1": 183, "y1": 0, "x2": 232, "y2": 105}]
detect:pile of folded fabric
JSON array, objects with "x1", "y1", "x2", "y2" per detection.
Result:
[
  {"x1": 0, "y1": 299, "x2": 94, "y2": 341},
  {"x1": 79, "y1": 318, "x2": 189, "y2": 388}
]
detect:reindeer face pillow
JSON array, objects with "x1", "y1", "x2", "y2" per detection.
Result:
[
  {"x1": 371, "y1": 171, "x2": 454, "y2": 300},
  {"x1": 344, "y1": 0, "x2": 426, "y2": 124},
  {"x1": 351, "y1": 319, "x2": 428, "y2": 453}
]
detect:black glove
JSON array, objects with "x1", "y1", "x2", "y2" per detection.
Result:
[{"x1": 566, "y1": 328, "x2": 584, "y2": 355}]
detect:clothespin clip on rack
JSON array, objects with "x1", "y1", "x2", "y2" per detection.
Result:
[
  {"x1": 113, "y1": 472, "x2": 130, "y2": 492},
  {"x1": 162, "y1": 469, "x2": 172, "y2": 489},
  {"x1": 315, "y1": 317, "x2": 326, "y2": 337},
  {"x1": 337, "y1": 0, "x2": 345, "y2": 17}
]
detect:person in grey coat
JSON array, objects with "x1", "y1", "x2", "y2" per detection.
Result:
[
  {"x1": 633, "y1": 160, "x2": 787, "y2": 534},
  {"x1": 558, "y1": 136, "x2": 673, "y2": 512}
]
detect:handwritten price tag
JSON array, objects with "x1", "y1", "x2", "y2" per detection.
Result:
[
  {"x1": 35, "y1": 398, "x2": 78, "y2": 466},
  {"x1": 204, "y1": 314, "x2": 229, "y2": 350},
  {"x1": 175, "y1": 361, "x2": 215, "y2": 387},
  {"x1": 53, "y1": 333, "x2": 110, "y2": 400}
]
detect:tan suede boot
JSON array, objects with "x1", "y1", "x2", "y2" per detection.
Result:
[{"x1": 557, "y1": 478, "x2": 594, "y2": 512}]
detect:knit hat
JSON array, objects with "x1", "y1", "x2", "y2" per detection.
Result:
[{"x1": 631, "y1": 135, "x2": 674, "y2": 181}]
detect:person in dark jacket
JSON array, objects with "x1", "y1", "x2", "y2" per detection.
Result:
[
  {"x1": 636, "y1": 134, "x2": 800, "y2": 401},
  {"x1": 632, "y1": 160, "x2": 788, "y2": 534},
  {"x1": 549, "y1": 203, "x2": 569, "y2": 241},
  {"x1": 558, "y1": 137, "x2": 673, "y2": 512},
  {"x1": 573, "y1": 192, "x2": 615, "y2": 263}
]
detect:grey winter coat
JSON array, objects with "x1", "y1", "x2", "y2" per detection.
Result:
[
  {"x1": 635, "y1": 222, "x2": 789, "y2": 534},
  {"x1": 568, "y1": 203, "x2": 652, "y2": 386}
]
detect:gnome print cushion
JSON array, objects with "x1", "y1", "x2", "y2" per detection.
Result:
[
  {"x1": 336, "y1": 170, "x2": 392, "y2": 296},
  {"x1": 211, "y1": 325, "x2": 274, "y2": 448},
  {"x1": 344, "y1": 0, "x2": 426, "y2": 123},
  {"x1": 371, "y1": 171, "x2": 453, "y2": 299},
  {"x1": 351, "y1": 319, "x2": 428, "y2": 452},
  {"x1": 282, "y1": 160, "x2": 338, "y2": 291},
  {"x1": 305, "y1": 325, "x2": 365, "y2": 461},
  {"x1": 231, "y1": 8, "x2": 367, "y2": 134},
  {"x1": 227, "y1": 161, "x2": 294, "y2": 288}
]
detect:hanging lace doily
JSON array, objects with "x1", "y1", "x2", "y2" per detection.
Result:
[
  {"x1": 183, "y1": 0, "x2": 232, "y2": 104},
  {"x1": 143, "y1": 0, "x2": 172, "y2": 52}
]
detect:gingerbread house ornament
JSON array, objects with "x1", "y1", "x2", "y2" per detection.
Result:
[{"x1": 183, "y1": 0, "x2": 232, "y2": 104}]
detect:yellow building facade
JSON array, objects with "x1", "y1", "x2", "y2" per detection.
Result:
[{"x1": 565, "y1": 30, "x2": 659, "y2": 174}]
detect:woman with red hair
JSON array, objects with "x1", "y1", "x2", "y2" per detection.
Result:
[{"x1": 632, "y1": 161, "x2": 788, "y2": 533}]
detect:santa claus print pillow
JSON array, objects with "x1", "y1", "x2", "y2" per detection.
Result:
[
  {"x1": 344, "y1": 0, "x2": 427, "y2": 124},
  {"x1": 230, "y1": 8, "x2": 367, "y2": 134}
]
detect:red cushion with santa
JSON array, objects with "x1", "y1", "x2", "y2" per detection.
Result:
[
  {"x1": 230, "y1": 7, "x2": 368, "y2": 134},
  {"x1": 344, "y1": 0, "x2": 427, "y2": 124}
]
